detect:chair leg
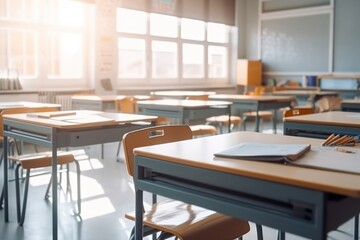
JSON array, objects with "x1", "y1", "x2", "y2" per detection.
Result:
[
  {"x1": 15, "y1": 164, "x2": 30, "y2": 226},
  {"x1": 256, "y1": 224, "x2": 264, "y2": 240},
  {"x1": 243, "y1": 116, "x2": 247, "y2": 131},
  {"x1": 44, "y1": 162, "x2": 81, "y2": 216},
  {"x1": 0, "y1": 185, "x2": 4, "y2": 209},
  {"x1": 277, "y1": 230, "x2": 285, "y2": 240},
  {"x1": 45, "y1": 176, "x2": 52, "y2": 199},
  {"x1": 354, "y1": 215, "x2": 359, "y2": 240},
  {"x1": 74, "y1": 160, "x2": 81, "y2": 215},
  {"x1": 116, "y1": 142, "x2": 121, "y2": 161}
]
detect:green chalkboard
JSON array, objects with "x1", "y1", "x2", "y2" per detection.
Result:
[{"x1": 261, "y1": 14, "x2": 330, "y2": 72}]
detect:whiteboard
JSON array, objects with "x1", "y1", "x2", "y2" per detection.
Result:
[{"x1": 261, "y1": 14, "x2": 330, "y2": 72}]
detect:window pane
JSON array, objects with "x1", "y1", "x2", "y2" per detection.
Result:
[
  {"x1": 150, "y1": 13, "x2": 178, "y2": 38},
  {"x1": 118, "y1": 38, "x2": 146, "y2": 78},
  {"x1": 117, "y1": 8, "x2": 147, "y2": 34},
  {"x1": 0, "y1": 0, "x2": 5, "y2": 17},
  {"x1": 152, "y1": 41, "x2": 177, "y2": 78},
  {"x1": 3, "y1": 0, "x2": 39, "y2": 20},
  {"x1": 208, "y1": 46, "x2": 227, "y2": 78},
  {"x1": 181, "y1": 18, "x2": 205, "y2": 41},
  {"x1": 0, "y1": 29, "x2": 6, "y2": 66},
  {"x1": 182, "y1": 44, "x2": 204, "y2": 78},
  {"x1": 48, "y1": 32, "x2": 83, "y2": 78},
  {"x1": 45, "y1": 0, "x2": 84, "y2": 27},
  {"x1": 4, "y1": 29, "x2": 37, "y2": 77},
  {"x1": 207, "y1": 22, "x2": 228, "y2": 43}
]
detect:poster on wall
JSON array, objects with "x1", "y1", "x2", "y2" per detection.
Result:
[{"x1": 95, "y1": 0, "x2": 117, "y2": 96}]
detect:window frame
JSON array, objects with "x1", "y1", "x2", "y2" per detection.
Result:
[{"x1": 116, "y1": 8, "x2": 235, "y2": 88}]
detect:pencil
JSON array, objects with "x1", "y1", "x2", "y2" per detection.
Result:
[
  {"x1": 329, "y1": 135, "x2": 347, "y2": 146},
  {"x1": 322, "y1": 133, "x2": 336, "y2": 146},
  {"x1": 331, "y1": 135, "x2": 349, "y2": 146}
]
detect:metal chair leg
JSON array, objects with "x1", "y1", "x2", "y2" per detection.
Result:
[
  {"x1": 116, "y1": 142, "x2": 121, "y2": 161},
  {"x1": 45, "y1": 176, "x2": 52, "y2": 199},
  {"x1": 277, "y1": 230, "x2": 285, "y2": 240},
  {"x1": 354, "y1": 215, "x2": 359, "y2": 240},
  {"x1": 256, "y1": 224, "x2": 264, "y2": 240},
  {"x1": 74, "y1": 160, "x2": 81, "y2": 215},
  {"x1": 0, "y1": 185, "x2": 4, "y2": 209},
  {"x1": 15, "y1": 164, "x2": 30, "y2": 226}
]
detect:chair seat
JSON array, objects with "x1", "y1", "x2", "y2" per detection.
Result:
[
  {"x1": 9, "y1": 151, "x2": 76, "y2": 169},
  {"x1": 125, "y1": 199, "x2": 250, "y2": 240},
  {"x1": 243, "y1": 111, "x2": 273, "y2": 120},
  {"x1": 189, "y1": 125, "x2": 217, "y2": 136},
  {"x1": 206, "y1": 115, "x2": 242, "y2": 125}
]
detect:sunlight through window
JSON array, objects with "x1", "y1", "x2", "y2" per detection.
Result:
[
  {"x1": 117, "y1": 8, "x2": 147, "y2": 34},
  {"x1": 81, "y1": 197, "x2": 115, "y2": 220}
]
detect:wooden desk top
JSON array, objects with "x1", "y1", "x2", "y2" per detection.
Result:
[
  {"x1": 151, "y1": 90, "x2": 216, "y2": 98},
  {"x1": 3, "y1": 110, "x2": 157, "y2": 129},
  {"x1": 0, "y1": 101, "x2": 61, "y2": 111},
  {"x1": 272, "y1": 90, "x2": 339, "y2": 97},
  {"x1": 209, "y1": 94, "x2": 296, "y2": 102},
  {"x1": 71, "y1": 95, "x2": 152, "y2": 102},
  {"x1": 134, "y1": 131, "x2": 360, "y2": 197},
  {"x1": 137, "y1": 99, "x2": 232, "y2": 108},
  {"x1": 71, "y1": 95, "x2": 119, "y2": 102},
  {"x1": 284, "y1": 111, "x2": 360, "y2": 127}
]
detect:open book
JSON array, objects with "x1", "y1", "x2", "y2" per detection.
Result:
[{"x1": 214, "y1": 142, "x2": 311, "y2": 162}]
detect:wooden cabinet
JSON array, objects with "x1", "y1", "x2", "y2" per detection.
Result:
[{"x1": 236, "y1": 59, "x2": 262, "y2": 86}]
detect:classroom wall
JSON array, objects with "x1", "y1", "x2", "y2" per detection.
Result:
[{"x1": 238, "y1": 0, "x2": 360, "y2": 91}]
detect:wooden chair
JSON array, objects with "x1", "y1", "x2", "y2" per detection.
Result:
[
  {"x1": 186, "y1": 95, "x2": 240, "y2": 134},
  {"x1": 283, "y1": 107, "x2": 315, "y2": 118},
  {"x1": 314, "y1": 95, "x2": 342, "y2": 113},
  {"x1": 122, "y1": 125, "x2": 251, "y2": 240},
  {"x1": 0, "y1": 107, "x2": 81, "y2": 226},
  {"x1": 242, "y1": 87, "x2": 274, "y2": 132},
  {"x1": 114, "y1": 96, "x2": 165, "y2": 160},
  {"x1": 189, "y1": 124, "x2": 217, "y2": 137},
  {"x1": 115, "y1": 96, "x2": 168, "y2": 125},
  {"x1": 242, "y1": 111, "x2": 274, "y2": 131}
]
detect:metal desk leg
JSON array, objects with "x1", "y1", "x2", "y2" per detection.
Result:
[
  {"x1": 3, "y1": 135, "x2": 9, "y2": 222},
  {"x1": 255, "y1": 111, "x2": 260, "y2": 132},
  {"x1": 354, "y1": 215, "x2": 359, "y2": 240},
  {"x1": 52, "y1": 131, "x2": 58, "y2": 240},
  {"x1": 273, "y1": 110, "x2": 277, "y2": 134},
  {"x1": 135, "y1": 189, "x2": 143, "y2": 240}
]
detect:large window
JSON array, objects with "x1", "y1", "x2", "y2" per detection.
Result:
[
  {"x1": 116, "y1": 7, "x2": 233, "y2": 87},
  {"x1": 0, "y1": 29, "x2": 37, "y2": 78},
  {"x1": 0, "y1": 0, "x2": 90, "y2": 88},
  {"x1": 0, "y1": 2, "x2": 234, "y2": 89}
]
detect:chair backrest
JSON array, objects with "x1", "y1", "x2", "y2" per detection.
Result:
[
  {"x1": 283, "y1": 107, "x2": 314, "y2": 118},
  {"x1": 122, "y1": 125, "x2": 193, "y2": 177},
  {"x1": 115, "y1": 97, "x2": 136, "y2": 113},
  {"x1": 315, "y1": 96, "x2": 342, "y2": 112}
]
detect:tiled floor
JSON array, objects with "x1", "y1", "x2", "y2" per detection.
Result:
[{"x1": 0, "y1": 120, "x2": 358, "y2": 240}]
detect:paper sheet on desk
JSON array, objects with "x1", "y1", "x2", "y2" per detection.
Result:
[
  {"x1": 52, "y1": 115, "x2": 114, "y2": 124},
  {"x1": 291, "y1": 146, "x2": 360, "y2": 175}
]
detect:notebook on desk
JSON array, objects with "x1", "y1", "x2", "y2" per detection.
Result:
[
  {"x1": 215, "y1": 142, "x2": 360, "y2": 175},
  {"x1": 214, "y1": 143, "x2": 311, "y2": 162}
]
